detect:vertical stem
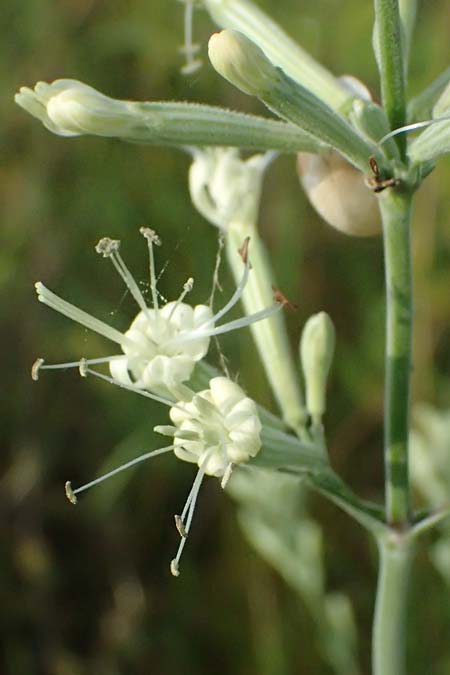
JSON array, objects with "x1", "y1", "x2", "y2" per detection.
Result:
[
  {"x1": 226, "y1": 222, "x2": 307, "y2": 435},
  {"x1": 380, "y1": 189, "x2": 413, "y2": 525},
  {"x1": 373, "y1": 0, "x2": 407, "y2": 156},
  {"x1": 372, "y1": 537, "x2": 413, "y2": 675}
]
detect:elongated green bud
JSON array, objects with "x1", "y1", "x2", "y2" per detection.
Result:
[
  {"x1": 208, "y1": 30, "x2": 385, "y2": 173},
  {"x1": 203, "y1": 0, "x2": 352, "y2": 111},
  {"x1": 208, "y1": 30, "x2": 280, "y2": 97},
  {"x1": 15, "y1": 78, "x2": 322, "y2": 154},
  {"x1": 300, "y1": 312, "x2": 335, "y2": 424}
]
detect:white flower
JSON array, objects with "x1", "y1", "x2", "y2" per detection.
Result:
[
  {"x1": 61, "y1": 373, "x2": 261, "y2": 577},
  {"x1": 158, "y1": 376, "x2": 262, "y2": 477},
  {"x1": 33, "y1": 229, "x2": 282, "y2": 398}
]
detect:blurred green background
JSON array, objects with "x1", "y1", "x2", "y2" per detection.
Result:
[{"x1": 2, "y1": 1, "x2": 450, "y2": 673}]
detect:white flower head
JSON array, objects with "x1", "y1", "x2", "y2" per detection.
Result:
[
  {"x1": 159, "y1": 376, "x2": 261, "y2": 477},
  {"x1": 189, "y1": 147, "x2": 275, "y2": 230},
  {"x1": 34, "y1": 230, "x2": 282, "y2": 398},
  {"x1": 59, "y1": 374, "x2": 261, "y2": 577}
]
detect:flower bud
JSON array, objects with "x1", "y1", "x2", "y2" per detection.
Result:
[
  {"x1": 300, "y1": 312, "x2": 335, "y2": 423},
  {"x1": 297, "y1": 151, "x2": 381, "y2": 236},
  {"x1": 15, "y1": 79, "x2": 141, "y2": 138},
  {"x1": 208, "y1": 30, "x2": 280, "y2": 97}
]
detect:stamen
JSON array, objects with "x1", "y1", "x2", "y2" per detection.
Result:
[
  {"x1": 170, "y1": 463, "x2": 206, "y2": 576},
  {"x1": 31, "y1": 355, "x2": 125, "y2": 376},
  {"x1": 166, "y1": 302, "x2": 282, "y2": 346},
  {"x1": 81, "y1": 366, "x2": 177, "y2": 408},
  {"x1": 95, "y1": 237, "x2": 150, "y2": 317},
  {"x1": 140, "y1": 227, "x2": 161, "y2": 311},
  {"x1": 208, "y1": 233, "x2": 224, "y2": 307},
  {"x1": 179, "y1": 0, "x2": 202, "y2": 75},
  {"x1": 66, "y1": 445, "x2": 175, "y2": 501},
  {"x1": 200, "y1": 246, "x2": 251, "y2": 329},
  {"x1": 221, "y1": 463, "x2": 234, "y2": 489},
  {"x1": 168, "y1": 277, "x2": 194, "y2": 320},
  {"x1": 272, "y1": 286, "x2": 298, "y2": 311},
  {"x1": 35, "y1": 282, "x2": 135, "y2": 349},
  {"x1": 31, "y1": 357, "x2": 44, "y2": 381}
]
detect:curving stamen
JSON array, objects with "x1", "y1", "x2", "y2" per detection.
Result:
[
  {"x1": 199, "y1": 246, "x2": 251, "y2": 330},
  {"x1": 166, "y1": 302, "x2": 282, "y2": 347},
  {"x1": 80, "y1": 365, "x2": 177, "y2": 408},
  {"x1": 378, "y1": 115, "x2": 450, "y2": 146},
  {"x1": 65, "y1": 445, "x2": 175, "y2": 503},
  {"x1": 140, "y1": 227, "x2": 162, "y2": 311},
  {"x1": 96, "y1": 237, "x2": 151, "y2": 318},
  {"x1": 170, "y1": 460, "x2": 207, "y2": 577},
  {"x1": 168, "y1": 277, "x2": 194, "y2": 321},
  {"x1": 35, "y1": 282, "x2": 136, "y2": 349}
]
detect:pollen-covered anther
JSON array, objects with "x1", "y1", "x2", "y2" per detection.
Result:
[
  {"x1": 170, "y1": 559, "x2": 180, "y2": 577},
  {"x1": 184, "y1": 277, "x2": 194, "y2": 293},
  {"x1": 31, "y1": 357, "x2": 45, "y2": 381},
  {"x1": 272, "y1": 286, "x2": 298, "y2": 311},
  {"x1": 174, "y1": 514, "x2": 188, "y2": 538},
  {"x1": 95, "y1": 237, "x2": 120, "y2": 257},
  {"x1": 238, "y1": 236, "x2": 251, "y2": 266},
  {"x1": 78, "y1": 358, "x2": 88, "y2": 378},
  {"x1": 139, "y1": 226, "x2": 161, "y2": 246},
  {"x1": 65, "y1": 481, "x2": 78, "y2": 505}
]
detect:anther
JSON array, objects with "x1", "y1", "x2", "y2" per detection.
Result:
[
  {"x1": 140, "y1": 227, "x2": 161, "y2": 246},
  {"x1": 238, "y1": 237, "x2": 251, "y2": 266},
  {"x1": 78, "y1": 358, "x2": 88, "y2": 377},
  {"x1": 95, "y1": 237, "x2": 120, "y2": 257},
  {"x1": 175, "y1": 514, "x2": 188, "y2": 538},
  {"x1": 170, "y1": 559, "x2": 180, "y2": 577},
  {"x1": 272, "y1": 286, "x2": 298, "y2": 311},
  {"x1": 31, "y1": 357, "x2": 45, "y2": 381},
  {"x1": 65, "y1": 481, "x2": 78, "y2": 505},
  {"x1": 184, "y1": 278, "x2": 194, "y2": 293}
]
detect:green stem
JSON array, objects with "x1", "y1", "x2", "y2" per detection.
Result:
[
  {"x1": 374, "y1": 0, "x2": 407, "y2": 156},
  {"x1": 372, "y1": 536, "x2": 413, "y2": 675},
  {"x1": 379, "y1": 189, "x2": 413, "y2": 525}
]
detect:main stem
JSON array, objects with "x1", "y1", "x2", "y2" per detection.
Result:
[
  {"x1": 372, "y1": 536, "x2": 413, "y2": 675},
  {"x1": 374, "y1": 0, "x2": 407, "y2": 157},
  {"x1": 380, "y1": 189, "x2": 413, "y2": 525}
]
